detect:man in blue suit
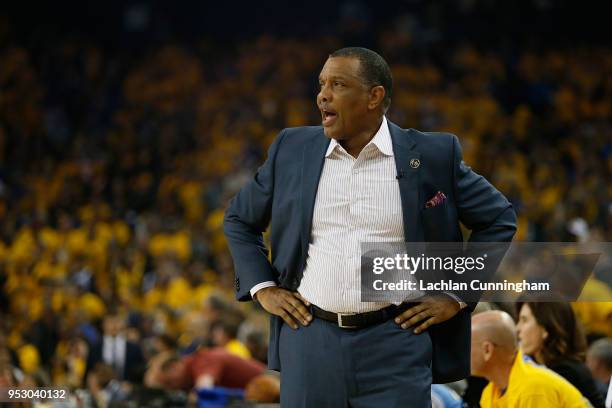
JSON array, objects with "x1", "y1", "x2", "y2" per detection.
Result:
[{"x1": 224, "y1": 47, "x2": 517, "y2": 407}]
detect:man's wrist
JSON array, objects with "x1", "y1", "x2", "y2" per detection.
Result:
[
  {"x1": 443, "y1": 292, "x2": 467, "y2": 310},
  {"x1": 251, "y1": 281, "x2": 277, "y2": 300},
  {"x1": 254, "y1": 287, "x2": 273, "y2": 301}
]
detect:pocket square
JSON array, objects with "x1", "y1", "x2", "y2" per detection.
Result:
[{"x1": 425, "y1": 191, "x2": 447, "y2": 208}]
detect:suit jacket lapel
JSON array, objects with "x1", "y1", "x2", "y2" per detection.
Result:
[
  {"x1": 389, "y1": 122, "x2": 423, "y2": 242},
  {"x1": 301, "y1": 129, "x2": 330, "y2": 262}
]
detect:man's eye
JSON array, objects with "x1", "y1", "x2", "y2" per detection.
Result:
[{"x1": 334, "y1": 81, "x2": 344, "y2": 87}]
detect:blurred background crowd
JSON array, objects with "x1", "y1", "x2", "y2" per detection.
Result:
[{"x1": 0, "y1": 0, "x2": 610, "y2": 406}]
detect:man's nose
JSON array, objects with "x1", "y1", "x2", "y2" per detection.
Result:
[{"x1": 318, "y1": 84, "x2": 331, "y2": 103}]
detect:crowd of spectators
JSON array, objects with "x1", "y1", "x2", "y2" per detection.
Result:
[{"x1": 0, "y1": 4, "x2": 610, "y2": 407}]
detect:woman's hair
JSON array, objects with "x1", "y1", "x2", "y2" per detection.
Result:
[{"x1": 516, "y1": 300, "x2": 587, "y2": 364}]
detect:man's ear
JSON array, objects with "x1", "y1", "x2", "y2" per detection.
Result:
[
  {"x1": 482, "y1": 341, "x2": 494, "y2": 361},
  {"x1": 368, "y1": 85, "x2": 385, "y2": 110}
]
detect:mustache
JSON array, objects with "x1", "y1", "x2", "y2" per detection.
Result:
[{"x1": 318, "y1": 104, "x2": 336, "y2": 113}]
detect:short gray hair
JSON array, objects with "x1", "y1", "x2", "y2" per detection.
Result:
[{"x1": 588, "y1": 338, "x2": 612, "y2": 369}]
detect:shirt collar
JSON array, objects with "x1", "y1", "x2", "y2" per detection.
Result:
[
  {"x1": 325, "y1": 116, "x2": 393, "y2": 157},
  {"x1": 494, "y1": 349, "x2": 525, "y2": 398}
]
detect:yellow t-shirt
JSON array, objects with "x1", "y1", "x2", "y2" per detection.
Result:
[
  {"x1": 480, "y1": 350, "x2": 589, "y2": 408},
  {"x1": 225, "y1": 339, "x2": 251, "y2": 359}
]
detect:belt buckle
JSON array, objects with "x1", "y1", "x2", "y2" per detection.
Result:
[{"x1": 337, "y1": 312, "x2": 357, "y2": 329}]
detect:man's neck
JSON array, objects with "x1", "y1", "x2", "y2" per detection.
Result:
[
  {"x1": 488, "y1": 358, "x2": 515, "y2": 392},
  {"x1": 339, "y1": 117, "x2": 383, "y2": 158}
]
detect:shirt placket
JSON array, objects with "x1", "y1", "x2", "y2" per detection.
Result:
[
  {"x1": 348, "y1": 153, "x2": 366, "y2": 307},
  {"x1": 339, "y1": 152, "x2": 355, "y2": 305}
]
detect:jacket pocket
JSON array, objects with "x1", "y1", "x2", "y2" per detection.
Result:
[{"x1": 421, "y1": 203, "x2": 450, "y2": 241}]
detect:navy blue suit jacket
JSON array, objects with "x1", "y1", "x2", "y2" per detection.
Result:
[
  {"x1": 224, "y1": 120, "x2": 517, "y2": 383},
  {"x1": 86, "y1": 339, "x2": 145, "y2": 382}
]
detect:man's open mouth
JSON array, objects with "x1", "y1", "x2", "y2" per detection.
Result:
[{"x1": 321, "y1": 109, "x2": 338, "y2": 126}]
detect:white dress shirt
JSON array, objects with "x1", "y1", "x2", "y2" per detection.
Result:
[
  {"x1": 298, "y1": 117, "x2": 408, "y2": 313},
  {"x1": 102, "y1": 335, "x2": 126, "y2": 378},
  {"x1": 252, "y1": 117, "x2": 413, "y2": 313}
]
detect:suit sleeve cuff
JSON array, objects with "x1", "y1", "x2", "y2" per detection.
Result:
[{"x1": 250, "y1": 281, "x2": 277, "y2": 299}]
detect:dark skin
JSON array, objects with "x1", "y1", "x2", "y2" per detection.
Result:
[
  {"x1": 257, "y1": 56, "x2": 460, "y2": 332},
  {"x1": 316, "y1": 56, "x2": 385, "y2": 157}
]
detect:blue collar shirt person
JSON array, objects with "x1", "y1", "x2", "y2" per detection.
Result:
[{"x1": 224, "y1": 47, "x2": 517, "y2": 407}]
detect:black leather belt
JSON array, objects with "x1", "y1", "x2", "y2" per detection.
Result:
[{"x1": 311, "y1": 302, "x2": 418, "y2": 329}]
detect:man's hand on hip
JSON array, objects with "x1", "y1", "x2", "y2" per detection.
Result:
[
  {"x1": 395, "y1": 295, "x2": 461, "y2": 334},
  {"x1": 256, "y1": 287, "x2": 313, "y2": 329}
]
